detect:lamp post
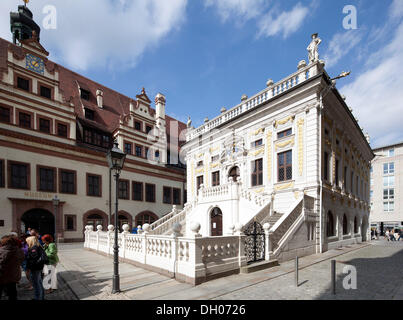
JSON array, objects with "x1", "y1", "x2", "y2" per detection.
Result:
[
  {"x1": 52, "y1": 195, "x2": 60, "y2": 244},
  {"x1": 106, "y1": 140, "x2": 126, "y2": 294}
]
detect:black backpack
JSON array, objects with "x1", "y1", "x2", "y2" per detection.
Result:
[{"x1": 28, "y1": 245, "x2": 49, "y2": 269}]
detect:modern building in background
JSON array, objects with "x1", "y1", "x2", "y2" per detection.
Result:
[
  {"x1": 370, "y1": 142, "x2": 402, "y2": 234},
  {"x1": 0, "y1": 5, "x2": 186, "y2": 242}
]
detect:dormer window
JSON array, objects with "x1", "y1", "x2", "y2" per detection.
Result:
[
  {"x1": 135, "y1": 121, "x2": 142, "y2": 131},
  {"x1": 85, "y1": 108, "x2": 94, "y2": 120},
  {"x1": 146, "y1": 125, "x2": 152, "y2": 134},
  {"x1": 81, "y1": 89, "x2": 90, "y2": 101}
]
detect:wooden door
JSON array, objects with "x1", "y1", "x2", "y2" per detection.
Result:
[{"x1": 210, "y1": 208, "x2": 223, "y2": 236}]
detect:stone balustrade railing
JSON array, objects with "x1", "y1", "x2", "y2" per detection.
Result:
[
  {"x1": 186, "y1": 62, "x2": 320, "y2": 142},
  {"x1": 84, "y1": 223, "x2": 247, "y2": 285},
  {"x1": 239, "y1": 189, "x2": 268, "y2": 207},
  {"x1": 148, "y1": 204, "x2": 191, "y2": 235},
  {"x1": 201, "y1": 184, "x2": 230, "y2": 199}
]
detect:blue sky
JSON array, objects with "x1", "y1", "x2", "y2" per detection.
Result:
[{"x1": 1, "y1": 0, "x2": 402, "y2": 148}]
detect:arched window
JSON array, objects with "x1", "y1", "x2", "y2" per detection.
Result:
[
  {"x1": 327, "y1": 211, "x2": 335, "y2": 237},
  {"x1": 343, "y1": 214, "x2": 348, "y2": 235},
  {"x1": 354, "y1": 216, "x2": 358, "y2": 234},
  {"x1": 135, "y1": 211, "x2": 158, "y2": 227},
  {"x1": 228, "y1": 166, "x2": 240, "y2": 181}
]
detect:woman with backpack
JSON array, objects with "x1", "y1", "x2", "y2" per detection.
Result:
[
  {"x1": 26, "y1": 236, "x2": 47, "y2": 300},
  {"x1": 41, "y1": 234, "x2": 59, "y2": 294}
]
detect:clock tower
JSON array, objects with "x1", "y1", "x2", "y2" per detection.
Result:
[{"x1": 10, "y1": 3, "x2": 41, "y2": 45}]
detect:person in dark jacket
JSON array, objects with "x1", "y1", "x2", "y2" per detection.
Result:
[
  {"x1": 0, "y1": 235, "x2": 25, "y2": 300},
  {"x1": 26, "y1": 236, "x2": 46, "y2": 300}
]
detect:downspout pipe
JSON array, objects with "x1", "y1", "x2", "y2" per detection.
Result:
[{"x1": 319, "y1": 91, "x2": 324, "y2": 253}]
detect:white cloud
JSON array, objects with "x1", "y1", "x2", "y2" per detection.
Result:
[
  {"x1": 0, "y1": 0, "x2": 187, "y2": 71},
  {"x1": 323, "y1": 30, "x2": 364, "y2": 68},
  {"x1": 257, "y1": 3, "x2": 310, "y2": 39},
  {"x1": 340, "y1": 22, "x2": 403, "y2": 148},
  {"x1": 389, "y1": 0, "x2": 403, "y2": 20},
  {"x1": 204, "y1": 0, "x2": 266, "y2": 22}
]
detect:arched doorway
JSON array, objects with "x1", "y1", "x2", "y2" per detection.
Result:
[
  {"x1": 21, "y1": 208, "x2": 55, "y2": 238},
  {"x1": 210, "y1": 207, "x2": 223, "y2": 236},
  {"x1": 83, "y1": 209, "x2": 108, "y2": 232},
  {"x1": 135, "y1": 211, "x2": 158, "y2": 227},
  {"x1": 228, "y1": 166, "x2": 240, "y2": 181},
  {"x1": 342, "y1": 214, "x2": 348, "y2": 235},
  {"x1": 326, "y1": 211, "x2": 335, "y2": 237}
]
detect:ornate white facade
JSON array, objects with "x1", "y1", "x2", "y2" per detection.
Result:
[{"x1": 171, "y1": 37, "x2": 374, "y2": 261}]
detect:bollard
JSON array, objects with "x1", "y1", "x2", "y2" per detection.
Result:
[
  {"x1": 295, "y1": 256, "x2": 299, "y2": 287},
  {"x1": 331, "y1": 259, "x2": 336, "y2": 294}
]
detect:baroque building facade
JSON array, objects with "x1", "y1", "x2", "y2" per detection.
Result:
[
  {"x1": 0, "y1": 5, "x2": 186, "y2": 242},
  {"x1": 175, "y1": 35, "x2": 373, "y2": 260}
]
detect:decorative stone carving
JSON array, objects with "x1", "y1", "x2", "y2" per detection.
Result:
[
  {"x1": 220, "y1": 107, "x2": 227, "y2": 113},
  {"x1": 172, "y1": 222, "x2": 182, "y2": 237},
  {"x1": 122, "y1": 224, "x2": 130, "y2": 233},
  {"x1": 107, "y1": 225, "x2": 114, "y2": 232},
  {"x1": 187, "y1": 116, "x2": 192, "y2": 128},
  {"x1": 241, "y1": 94, "x2": 248, "y2": 101},
  {"x1": 190, "y1": 222, "x2": 201, "y2": 237},
  {"x1": 142, "y1": 223, "x2": 150, "y2": 233},
  {"x1": 96, "y1": 225, "x2": 103, "y2": 231},
  {"x1": 298, "y1": 60, "x2": 307, "y2": 69},
  {"x1": 88, "y1": 225, "x2": 94, "y2": 232},
  {"x1": 307, "y1": 33, "x2": 322, "y2": 64},
  {"x1": 266, "y1": 79, "x2": 274, "y2": 87}
]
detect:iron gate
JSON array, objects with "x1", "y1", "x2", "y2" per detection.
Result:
[{"x1": 244, "y1": 221, "x2": 265, "y2": 264}]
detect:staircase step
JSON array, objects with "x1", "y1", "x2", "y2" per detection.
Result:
[{"x1": 240, "y1": 259, "x2": 279, "y2": 274}]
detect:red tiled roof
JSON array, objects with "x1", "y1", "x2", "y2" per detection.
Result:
[{"x1": 0, "y1": 37, "x2": 187, "y2": 142}]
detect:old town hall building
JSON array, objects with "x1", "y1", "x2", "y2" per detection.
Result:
[{"x1": 0, "y1": 5, "x2": 186, "y2": 242}]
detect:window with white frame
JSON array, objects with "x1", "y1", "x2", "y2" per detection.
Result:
[
  {"x1": 388, "y1": 149, "x2": 394, "y2": 157},
  {"x1": 383, "y1": 176, "x2": 395, "y2": 187},
  {"x1": 383, "y1": 162, "x2": 394, "y2": 175},
  {"x1": 383, "y1": 188, "x2": 394, "y2": 212}
]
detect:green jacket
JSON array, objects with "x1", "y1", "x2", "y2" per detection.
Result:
[{"x1": 44, "y1": 243, "x2": 59, "y2": 265}]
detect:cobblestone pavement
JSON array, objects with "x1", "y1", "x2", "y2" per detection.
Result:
[
  {"x1": 215, "y1": 240, "x2": 403, "y2": 300},
  {"x1": 0, "y1": 267, "x2": 78, "y2": 300},
  {"x1": 5, "y1": 241, "x2": 400, "y2": 300}
]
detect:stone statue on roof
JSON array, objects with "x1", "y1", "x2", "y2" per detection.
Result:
[
  {"x1": 307, "y1": 33, "x2": 322, "y2": 64},
  {"x1": 187, "y1": 116, "x2": 192, "y2": 128}
]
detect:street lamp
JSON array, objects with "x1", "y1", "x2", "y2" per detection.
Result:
[
  {"x1": 106, "y1": 140, "x2": 126, "y2": 294},
  {"x1": 52, "y1": 195, "x2": 60, "y2": 244}
]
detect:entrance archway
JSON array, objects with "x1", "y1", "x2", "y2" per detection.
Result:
[
  {"x1": 21, "y1": 208, "x2": 55, "y2": 238},
  {"x1": 135, "y1": 211, "x2": 158, "y2": 227},
  {"x1": 210, "y1": 207, "x2": 223, "y2": 236}
]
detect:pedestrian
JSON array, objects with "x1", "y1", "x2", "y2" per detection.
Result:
[
  {"x1": 26, "y1": 228, "x2": 31, "y2": 236},
  {"x1": 394, "y1": 230, "x2": 400, "y2": 241},
  {"x1": 131, "y1": 226, "x2": 138, "y2": 234},
  {"x1": 371, "y1": 229, "x2": 375, "y2": 240},
  {"x1": 375, "y1": 229, "x2": 378, "y2": 240},
  {"x1": 399, "y1": 230, "x2": 403, "y2": 241},
  {"x1": 41, "y1": 234, "x2": 59, "y2": 294},
  {"x1": 20, "y1": 235, "x2": 33, "y2": 290},
  {"x1": 30, "y1": 229, "x2": 44, "y2": 246},
  {"x1": 390, "y1": 229, "x2": 395, "y2": 241},
  {"x1": 385, "y1": 229, "x2": 390, "y2": 241},
  {"x1": 26, "y1": 236, "x2": 47, "y2": 300},
  {"x1": 0, "y1": 235, "x2": 25, "y2": 300}
]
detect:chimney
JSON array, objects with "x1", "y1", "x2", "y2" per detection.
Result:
[
  {"x1": 96, "y1": 89, "x2": 103, "y2": 108},
  {"x1": 155, "y1": 93, "x2": 166, "y2": 120}
]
